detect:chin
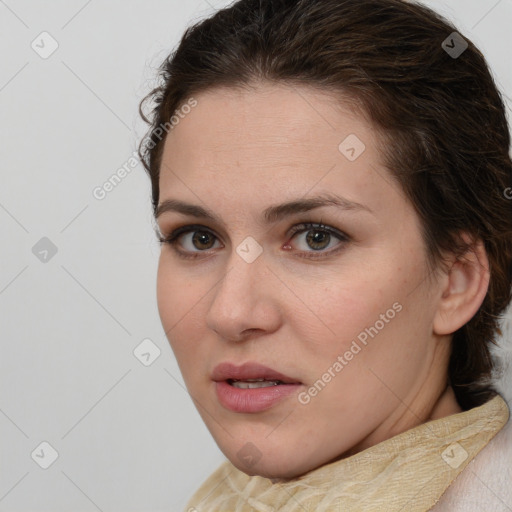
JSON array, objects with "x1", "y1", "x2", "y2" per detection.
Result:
[
  {"x1": 227, "y1": 449, "x2": 320, "y2": 480},
  {"x1": 234, "y1": 461, "x2": 302, "y2": 480}
]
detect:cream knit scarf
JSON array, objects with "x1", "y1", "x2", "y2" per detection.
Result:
[{"x1": 185, "y1": 394, "x2": 509, "y2": 512}]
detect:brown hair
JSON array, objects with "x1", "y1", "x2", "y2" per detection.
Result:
[{"x1": 138, "y1": 0, "x2": 512, "y2": 410}]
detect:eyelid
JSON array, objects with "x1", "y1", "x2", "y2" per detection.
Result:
[
  {"x1": 158, "y1": 221, "x2": 350, "y2": 259},
  {"x1": 287, "y1": 221, "x2": 347, "y2": 240},
  {"x1": 157, "y1": 223, "x2": 222, "y2": 248}
]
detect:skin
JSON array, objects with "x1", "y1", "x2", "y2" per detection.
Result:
[{"x1": 155, "y1": 82, "x2": 490, "y2": 480}]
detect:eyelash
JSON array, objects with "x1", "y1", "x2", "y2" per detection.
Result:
[{"x1": 157, "y1": 222, "x2": 350, "y2": 261}]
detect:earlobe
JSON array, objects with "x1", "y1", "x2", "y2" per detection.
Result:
[{"x1": 433, "y1": 237, "x2": 490, "y2": 336}]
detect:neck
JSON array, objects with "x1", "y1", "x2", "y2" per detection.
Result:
[
  {"x1": 428, "y1": 384, "x2": 462, "y2": 420},
  {"x1": 333, "y1": 338, "x2": 461, "y2": 462}
]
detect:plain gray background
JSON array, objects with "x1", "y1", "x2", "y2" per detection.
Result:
[{"x1": 1, "y1": 1, "x2": 511, "y2": 511}]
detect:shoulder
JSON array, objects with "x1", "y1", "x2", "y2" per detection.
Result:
[
  {"x1": 431, "y1": 418, "x2": 512, "y2": 511},
  {"x1": 432, "y1": 315, "x2": 512, "y2": 512}
]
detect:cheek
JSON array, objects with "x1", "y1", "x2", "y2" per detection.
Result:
[
  {"x1": 314, "y1": 276, "x2": 431, "y2": 403},
  {"x1": 156, "y1": 260, "x2": 209, "y2": 384},
  {"x1": 156, "y1": 257, "x2": 202, "y2": 344},
  {"x1": 156, "y1": 254, "x2": 202, "y2": 309},
  {"x1": 303, "y1": 275, "x2": 392, "y2": 342},
  {"x1": 156, "y1": 258, "x2": 176, "y2": 326},
  {"x1": 298, "y1": 259, "x2": 419, "y2": 370}
]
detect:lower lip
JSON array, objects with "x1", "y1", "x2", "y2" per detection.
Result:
[{"x1": 215, "y1": 381, "x2": 302, "y2": 413}]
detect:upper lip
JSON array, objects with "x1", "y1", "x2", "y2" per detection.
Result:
[{"x1": 211, "y1": 362, "x2": 302, "y2": 384}]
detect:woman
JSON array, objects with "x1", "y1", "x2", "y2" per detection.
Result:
[{"x1": 138, "y1": 0, "x2": 512, "y2": 510}]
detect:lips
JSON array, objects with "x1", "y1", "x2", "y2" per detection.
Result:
[
  {"x1": 211, "y1": 361, "x2": 302, "y2": 385},
  {"x1": 212, "y1": 361, "x2": 303, "y2": 413}
]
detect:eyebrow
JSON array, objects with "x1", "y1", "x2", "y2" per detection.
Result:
[{"x1": 155, "y1": 193, "x2": 373, "y2": 225}]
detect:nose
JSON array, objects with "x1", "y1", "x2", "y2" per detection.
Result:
[{"x1": 205, "y1": 250, "x2": 281, "y2": 342}]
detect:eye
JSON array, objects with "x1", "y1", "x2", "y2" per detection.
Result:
[
  {"x1": 158, "y1": 224, "x2": 222, "y2": 260},
  {"x1": 286, "y1": 222, "x2": 349, "y2": 259},
  {"x1": 157, "y1": 221, "x2": 349, "y2": 260}
]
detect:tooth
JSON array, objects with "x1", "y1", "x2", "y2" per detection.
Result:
[{"x1": 231, "y1": 380, "x2": 281, "y2": 389}]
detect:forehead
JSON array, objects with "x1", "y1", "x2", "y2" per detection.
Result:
[
  {"x1": 158, "y1": 83, "x2": 408, "y2": 222},
  {"x1": 168, "y1": 83, "x2": 365, "y2": 144},
  {"x1": 162, "y1": 84, "x2": 380, "y2": 175}
]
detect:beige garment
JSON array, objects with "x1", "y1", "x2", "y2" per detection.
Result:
[{"x1": 185, "y1": 394, "x2": 509, "y2": 512}]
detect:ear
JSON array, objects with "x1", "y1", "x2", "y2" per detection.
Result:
[{"x1": 433, "y1": 234, "x2": 490, "y2": 336}]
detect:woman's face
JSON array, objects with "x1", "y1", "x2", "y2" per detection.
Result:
[{"x1": 156, "y1": 83, "x2": 452, "y2": 479}]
